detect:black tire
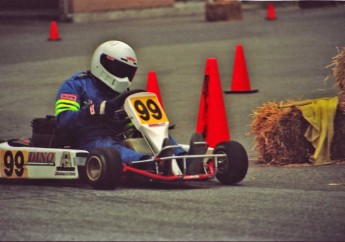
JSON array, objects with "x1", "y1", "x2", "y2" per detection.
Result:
[
  {"x1": 85, "y1": 147, "x2": 123, "y2": 190},
  {"x1": 213, "y1": 141, "x2": 248, "y2": 185}
]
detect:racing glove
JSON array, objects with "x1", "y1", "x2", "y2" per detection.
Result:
[{"x1": 103, "y1": 99, "x2": 122, "y2": 117}]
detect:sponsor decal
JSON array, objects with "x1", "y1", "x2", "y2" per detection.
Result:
[
  {"x1": 60, "y1": 93, "x2": 77, "y2": 101},
  {"x1": 57, "y1": 152, "x2": 75, "y2": 171},
  {"x1": 127, "y1": 56, "x2": 136, "y2": 63},
  {"x1": 148, "y1": 123, "x2": 166, "y2": 127},
  {"x1": 28, "y1": 152, "x2": 55, "y2": 164},
  {"x1": 55, "y1": 171, "x2": 76, "y2": 176}
]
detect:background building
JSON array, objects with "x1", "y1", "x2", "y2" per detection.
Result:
[{"x1": 0, "y1": 0, "x2": 176, "y2": 22}]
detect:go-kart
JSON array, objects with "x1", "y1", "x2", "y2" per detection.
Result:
[{"x1": 0, "y1": 90, "x2": 248, "y2": 189}]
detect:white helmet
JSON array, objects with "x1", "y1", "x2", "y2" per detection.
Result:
[{"x1": 91, "y1": 41, "x2": 138, "y2": 93}]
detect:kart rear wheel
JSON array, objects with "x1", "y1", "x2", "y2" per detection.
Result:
[
  {"x1": 213, "y1": 141, "x2": 248, "y2": 185},
  {"x1": 85, "y1": 147, "x2": 123, "y2": 190}
]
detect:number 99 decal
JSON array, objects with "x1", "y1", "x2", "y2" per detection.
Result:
[
  {"x1": 0, "y1": 150, "x2": 28, "y2": 178},
  {"x1": 130, "y1": 96, "x2": 168, "y2": 124}
]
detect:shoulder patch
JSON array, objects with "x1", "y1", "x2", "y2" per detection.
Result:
[{"x1": 60, "y1": 93, "x2": 77, "y2": 101}]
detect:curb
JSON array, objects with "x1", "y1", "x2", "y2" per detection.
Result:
[
  {"x1": 72, "y1": 2, "x2": 261, "y2": 23},
  {"x1": 72, "y1": 2, "x2": 208, "y2": 23},
  {"x1": 0, "y1": 2, "x2": 264, "y2": 23}
]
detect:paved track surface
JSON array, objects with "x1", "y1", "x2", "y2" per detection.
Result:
[{"x1": 0, "y1": 5, "x2": 344, "y2": 241}]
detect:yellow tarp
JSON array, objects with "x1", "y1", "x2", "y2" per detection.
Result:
[{"x1": 296, "y1": 97, "x2": 339, "y2": 165}]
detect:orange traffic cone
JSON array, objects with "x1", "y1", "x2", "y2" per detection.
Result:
[
  {"x1": 146, "y1": 71, "x2": 164, "y2": 108},
  {"x1": 224, "y1": 44, "x2": 258, "y2": 94},
  {"x1": 266, "y1": 3, "x2": 277, "y2": 20},
  {"x1": 196, "y1": 58, "x2": 230, "y2": 148},
  {"x1": 48, "y1": 21, "x2": 61, "y2": 41}
]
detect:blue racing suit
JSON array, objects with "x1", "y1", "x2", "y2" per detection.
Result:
[
  {"x1": 55, "y1": 72, "x2": 148, "y2": 163},
  {"x1": 55, "y1": 72, "x2": 184, "y2": 164}
]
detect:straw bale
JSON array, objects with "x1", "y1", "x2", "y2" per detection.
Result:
[
  {"x1": 250, "y1": 101, "x2": 313, "y2": 165},
  {"x1": 326, "y1": 47, "x2": 345, "y2": 110},
  {"x1": 338, "y1": 91, "x2": 345, "y2": 111},
  {"x1": 250, "y1": 47, "x2": 345, "y2": 165},
  {"x1": 331, "y1": 47, "x2": 345, "y2": 92},
  {"x1": 251, "y1": 101, "x2": 345, "y2": 165},
  {"x1": 331, "y1": 108, "x2": 345, "y2": 160},
  {"x1": 205, "y1": 0, "x2": 243, "y2": 22},
  {"x1": 324, "y1": 47, "x2": 345, "y2": 160}
]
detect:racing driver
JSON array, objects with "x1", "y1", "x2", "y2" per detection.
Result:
[{"x1": 55, "y1": 40, "x2": 205, "y2": 175}]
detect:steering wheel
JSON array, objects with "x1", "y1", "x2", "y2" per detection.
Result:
[
  {"x1": 104, "y1": 89, "x2": 146, "y2": 134},
  {"x1": 110, "y1": 89, "x2": 146, "y2": 107}
]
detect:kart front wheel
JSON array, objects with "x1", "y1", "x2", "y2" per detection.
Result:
[
  {"x1": 85, "y1": 147, "x2": 123, "y2": 190},
  {"x1": 213, "y1": 141, "x2": 248, "y2": 185}
]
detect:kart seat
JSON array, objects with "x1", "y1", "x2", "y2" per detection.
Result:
[{"x1": 7, "y1": 138, "x2": 31, "y2": 147}]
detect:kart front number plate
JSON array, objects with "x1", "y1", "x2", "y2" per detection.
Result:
[{"x1": 129, "y1": 95, "x2": 169, "y2": 125}]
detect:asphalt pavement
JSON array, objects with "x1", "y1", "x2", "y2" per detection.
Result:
[{"x1": 0, "y1": 4, "x2": 344, "y2": 241}]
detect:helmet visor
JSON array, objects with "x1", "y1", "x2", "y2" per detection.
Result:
[{"x1": 100, "y1": 54, "x2": 137, "y2": 81}]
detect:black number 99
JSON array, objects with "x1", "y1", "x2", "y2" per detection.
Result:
[
  {"x1": 3, "y1": 151, "x2": 25, "y2": 177},
  {"x1": 134, "y1": 99, "x2": 163, "y2": 121},
  {"x1": 146, "y1": 99, "x2": 163, "y2": 120}
]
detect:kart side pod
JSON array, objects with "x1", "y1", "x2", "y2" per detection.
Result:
[{"x1": 0, "y1": 141, "x2": 88, "y2": 180}]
